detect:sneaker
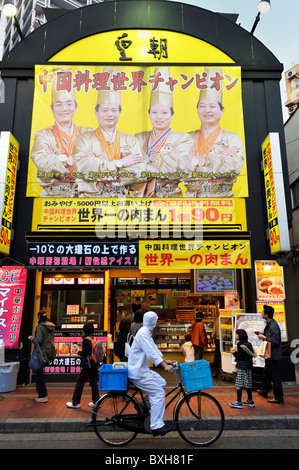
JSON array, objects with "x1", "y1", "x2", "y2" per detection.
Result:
[
  {"x1": 88, "y1": 402, "x2": 95, "y2": 408},
  {"x1": 242, "y1": 400, "x2": 255, "y2": 407},
  {"x1": 35, "y1": 397, "x2": 48, "y2": 403},
  {"x1": 66, "y1": 402, "x2": 80, "y2": 409},
  {"x1": 229, "y1": 401, "x2": 243, "y2": 409}
]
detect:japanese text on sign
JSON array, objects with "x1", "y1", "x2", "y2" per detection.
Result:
[
  {"x1": 0, "y1": 132, "x2": 19, "y2": 255},
  {"x1": 0, "y1": 267, "x2": 27, "y2": 349},
  {"x1": 38, "y1": 68, "x2": 239, "y2": 94},
  {"x1": 139, "y1": 239, "x2": 251, "y2": 269},
  {"x1": 26, "y1": 241, "x2": 138, "y2": 269}
]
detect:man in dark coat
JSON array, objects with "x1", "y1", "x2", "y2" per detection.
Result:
[{"x1": 257, "y1": 305, "x2": 284, "y2": 403}]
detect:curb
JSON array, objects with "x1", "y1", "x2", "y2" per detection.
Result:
[{"x1": 1, "y1": 416, "x2": 299, "y2": 434}]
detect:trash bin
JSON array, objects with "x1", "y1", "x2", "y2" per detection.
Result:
[{"x1": 0, "y1": 362, "x2": 20, "y2": 392}]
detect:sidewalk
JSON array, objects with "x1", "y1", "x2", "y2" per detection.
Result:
[{"x1": 1, "y1": 380, "x2": 299, "y2": 434}]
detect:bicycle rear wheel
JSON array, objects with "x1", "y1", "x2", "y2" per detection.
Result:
[
  {"x1": 92, "y1": 391, "x2": 141, "y2": 447},
  {"x1": 175, "y1": 391, "x2": 224, "y2": 447}
]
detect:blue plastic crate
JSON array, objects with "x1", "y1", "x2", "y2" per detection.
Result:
[
  {"x1": 99, "y1": 364, "x2": 128, "y2": 391},
  {"x1": 179, "y1": 360, "x2": 213, "y2": 391}
]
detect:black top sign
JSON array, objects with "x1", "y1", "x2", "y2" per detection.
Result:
[{"x1": 26, "y1": 241, "x2": 138, "y2": 269}]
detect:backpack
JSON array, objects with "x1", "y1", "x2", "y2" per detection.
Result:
[
  {"x1": 124, "y1": 333, "x2": 134, "y2": 358},
  {"x1": 86, "y1": 336, "x2": 104, "y2": 365}
]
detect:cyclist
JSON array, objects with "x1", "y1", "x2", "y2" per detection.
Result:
[{"x1": 127, "y1": 311, "x2": 174, "y2": 436}]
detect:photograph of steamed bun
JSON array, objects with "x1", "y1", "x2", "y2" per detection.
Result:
[{"x1": 257, "y1": 276, "x2": 285, "y2": 299}]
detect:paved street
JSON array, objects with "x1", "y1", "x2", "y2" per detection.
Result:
[{"x1": 1, "y1": 429, "x2": 299, "y2": 449}]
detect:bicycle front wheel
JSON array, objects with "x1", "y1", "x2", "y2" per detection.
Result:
[
  {"x1": 175, "y1": 391, "x2": 224, "y2": 447},
  {"x1": 92, "y1": 391, "x2": 141, "y2": 447}
]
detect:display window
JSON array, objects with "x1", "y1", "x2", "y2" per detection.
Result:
[{"x1": 40, "y1": 274, "x2": 104, "y2": 330}]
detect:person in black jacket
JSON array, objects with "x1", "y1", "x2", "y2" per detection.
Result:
[
  {"x1": 66, "y1": 323, "x2": 101, "y2": 409},
  {"x1": 256, "y1": 305, "x2": 284, "y2": 404},
  {"x1": 229, "y1": 329, "x2": 256, "y2": 409},
  {"x1": 114, "y1": 318, "x2": 133, "y2": 362}
]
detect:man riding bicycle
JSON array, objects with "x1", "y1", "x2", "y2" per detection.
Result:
[{"x1": 127, "y1": 311, "x2": 174, "y2": 436}]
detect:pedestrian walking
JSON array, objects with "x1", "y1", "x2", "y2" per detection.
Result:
[
  {"x1": 66, "y1": 323, "x2": 102, "y2": 409},
  {"x1": 28, "y1": 310, "x2": 55, "y2": 403}
]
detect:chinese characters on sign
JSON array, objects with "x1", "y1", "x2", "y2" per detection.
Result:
[
  {"x1": 26, "y1": 241, "x2": 138, "y2": 269},
  {"x1": 255, "y1": 260, "x2": 285, "y2": 301},
  {"x1": 45, "y1": 331, "x2": 107, "y2": 374},
  {"x1": 114, "y1": 33, "x2": 168, "y2": 61},
  {"x1": 31, "y1": 197, "x2": 239, "y2": 240},
  {"x1": 262, "y1": 133, "x2": 290, "y2": 254},
  {"x1": 0, "y1": 132, "x2": 19, "y2": 255},
  {"x1": 139, "y1": 240, "x2": 251, "y2": 270},
  {"x1": 37, "y1": 67, "x2": 239, "y2": 94},
  {"x1": 262, "y1": 137, "x2": 279, "y2": 252},
  {"x1": 0, "y1": 267, "x2": 27, "y2": 349}
]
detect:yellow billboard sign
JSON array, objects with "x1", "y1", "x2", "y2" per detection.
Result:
[
  {"x1": 27, "y1": 64, "x2": 247, "y2": 200},
  {"x1": 139, "y1": 239, "x2": 251, "y2": 270},
  {"x1": 0, "y1": 132, "x2": 19, "y2": 255},
  {"x1": 31, "y1": 197, "x2": 247, "y2": 233},
  {"x1": 262, "y1": 133, "x2": 290, "y2": 254}
]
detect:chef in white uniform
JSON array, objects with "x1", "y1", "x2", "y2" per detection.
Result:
[{"x1": 127, "y1": 311, "x2": 174, "y2": 436}]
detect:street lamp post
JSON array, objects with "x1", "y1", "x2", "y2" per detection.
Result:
[
  {"x1": 251, "y1": 1, "x2": 271, "y2": 35},
  {"x1": 2, "y1": 0, "x2": 24, "y2": 40}
]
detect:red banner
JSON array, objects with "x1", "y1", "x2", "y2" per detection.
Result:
[{"x1": 0, "y1": 266, "x2": 27, "y2": 349}]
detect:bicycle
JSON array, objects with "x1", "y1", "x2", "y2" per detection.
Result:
[{"x1": 91, "y1": 361, "x2": 224, "y2": 447}]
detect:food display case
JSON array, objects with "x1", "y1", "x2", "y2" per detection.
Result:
[{"x1": 154, "y1": 324, "x2": 192, "y2": 353}]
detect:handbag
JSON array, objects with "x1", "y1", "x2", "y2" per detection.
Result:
[
  {"x1": 124, "y1": 333, "x2": 133, "y2": 358},
  {"x1": 257, "y1": 340, "x2": 271, "y2": 358},
  {"x1": 29, "y1": 340, "x2": 45, "y2": 371}
]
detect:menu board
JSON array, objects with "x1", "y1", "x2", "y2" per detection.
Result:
[
  {"x1": 255, "y1": 261, "x2": 285, "y2": 300},
  {"x1": 195, "y1": 269, "x2": 235, "y2": 292},
  {"x1": 234, "y1": 313, "x2": 266, "y2": 367}
]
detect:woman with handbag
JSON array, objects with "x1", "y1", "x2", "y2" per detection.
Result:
[{"x1": 28, "y1": 310, "x2": 55, "y2": 403}]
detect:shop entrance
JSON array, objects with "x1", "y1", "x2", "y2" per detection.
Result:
[{"x1": 110, "y1": 269, "x2": 242, "y2": 366}]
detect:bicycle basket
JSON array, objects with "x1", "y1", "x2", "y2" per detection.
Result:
[
  {"x1": 99, "y1": 364, "x2": 128, "y2": 391},
  {"x1": 179, "y1": 360, "x2": 213, "y2": 391}
]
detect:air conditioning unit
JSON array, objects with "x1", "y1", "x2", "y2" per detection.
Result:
[{"x1": 287, "y1": 69, "x2": 299, "y2": 80}]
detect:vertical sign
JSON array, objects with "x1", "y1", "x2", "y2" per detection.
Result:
[
  {"x1": 0, "y1": 266, "x2": 27, "y2": 349},
  {"x1": 262, "y1": 133, "x2": 290, "y2": 254},
  {"x1": 0, "y1": 132, "x2": 19, "y2": 255}
]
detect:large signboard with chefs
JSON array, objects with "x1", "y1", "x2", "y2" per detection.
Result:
[{"x1": 26, "y1": 65, "x2": 247, "y2": 200}]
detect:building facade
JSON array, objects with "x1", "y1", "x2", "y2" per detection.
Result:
[{"x1": 1, "y1": 0, "x2": 103, "y2": 58}]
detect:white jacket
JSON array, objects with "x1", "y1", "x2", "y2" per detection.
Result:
[
  {"x1": 182, "y1": 341, "x2": 195, "y2": 362},
  {"x1": 128, "y1": 311, "x2": 163, "y2": 380}
]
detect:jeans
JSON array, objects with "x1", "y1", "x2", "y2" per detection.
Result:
[
  {"x1": 262, "y1": 359, "x2": 284, "y2": 401},
  {"x1": 35, "y1": 367, "x2": 47, "y2": 398},
  {"x1": 72, "y1": 367, "x2": 99, "y2": 405}
]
